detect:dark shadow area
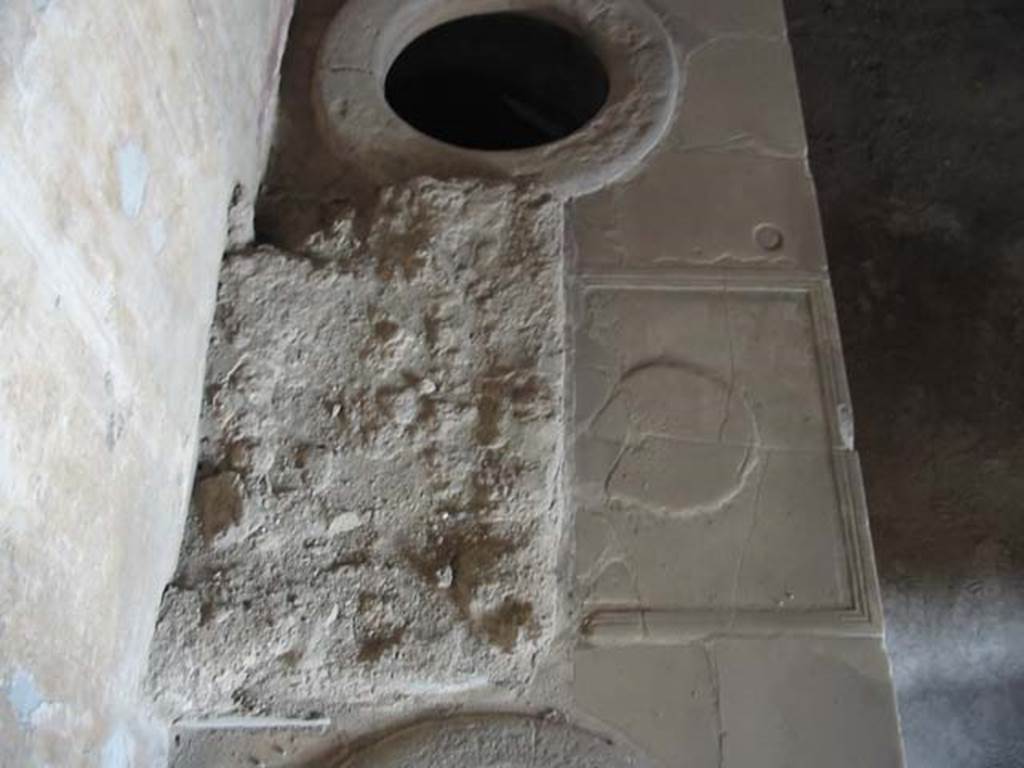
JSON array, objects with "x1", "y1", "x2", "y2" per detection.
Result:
[
  {"x1": 785, "y1": 1, "x2": 1024, "y2": 765},
  {"x1": 385, "y1": 13, "x2": 608, "y2": 151}
]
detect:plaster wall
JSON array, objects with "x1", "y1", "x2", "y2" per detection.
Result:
[{"x1": 0, "y1": 1, "x2": 293, "y2": 764}]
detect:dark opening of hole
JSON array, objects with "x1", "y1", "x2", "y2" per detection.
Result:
[{"x1": 384, "y1": 13, "x2": 610, "y2": 151}]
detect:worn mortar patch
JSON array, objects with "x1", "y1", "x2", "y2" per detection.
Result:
[{"x1": 146, "y1": 179, "x2": 565, "y2": 718}]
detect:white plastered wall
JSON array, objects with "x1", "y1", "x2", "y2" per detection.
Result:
[{"x1": 0, "y1": 1, "x2": 293, "y2": 764}]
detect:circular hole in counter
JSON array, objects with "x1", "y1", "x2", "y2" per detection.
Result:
[{"x1": 384, "y1": 12, "x2": 610, "y2": 151}]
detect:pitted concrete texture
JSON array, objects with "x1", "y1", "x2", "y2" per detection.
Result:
[{"x1": 147, "y1": 179, "x2": 567, "y2": 719}]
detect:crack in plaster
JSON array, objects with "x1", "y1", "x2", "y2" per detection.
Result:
[
  {"x1": 578, "y1": 508, "x2": 645, "y2": 613},
  {"x1": 583, "y1": 356, "x2": 765, "y2": 520},
  {"x1": 701, "y1": 642, "x2": 726, "y2": 768},
  {"x1": 666, "y1": 30, "x2": 807, "y2": 168},
  {"x1": 727, "y1": 453, "x2": 771, "y2": 630},
  {"x1": 664, "y1": 132, "x2": 808, "y2": 161},
  {"x1": 717, "y1": 284, "x2": 737, "y2": 444},
  {"x1": 655, "y1": 248, "x2": 796, "y2": 268},
  {"x1": 327, "y1": 65, "x2": 373, "y2": 75}
]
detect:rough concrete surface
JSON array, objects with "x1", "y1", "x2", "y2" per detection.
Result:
[
  {"x1": 148, "y1": 179, "x2": 567, "y2": 719},
  {"x1": 786, "y1": 2, "x2": 1024, "y2": 766}
]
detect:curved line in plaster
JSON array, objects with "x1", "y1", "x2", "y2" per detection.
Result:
[
  {"x1": 586, "y1": 357, "x2": 764, "y2": 520},
  {"x1": 333, "y1": 713, "x2": 657, "y2": 768}
]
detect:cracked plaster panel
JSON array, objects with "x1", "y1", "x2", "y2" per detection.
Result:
[
  {"x1": 573, "y1": 284, "x2": 878, "y2": 630},
  {"x1": 571, "y1": 0, "x2": 826, "y2": 274},
  {"x1": 576, "y1": 450, "x2": 853, "y2": 614},
  {"x1": 675, "y1": 37, "x2": 806, "y2": 157},
  {"x1": 575, "y1": 285, "x2": 841, "y2": 453},
  {"x1": 572, "y1": 150, "x2": 825, "y2": 273},
  {"x1": 574, "y1": 645, "x2": 721, "y2": 768},
  {"x1": 716, "y1": 637, "x2": 905, "y2": 767},
  {"x1": 573, "y1": 639, "x2": 903, "y2": 768}
]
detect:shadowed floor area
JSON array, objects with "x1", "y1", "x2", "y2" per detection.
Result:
[{"x1": 786, "y1": 2, "x2": 1024, "y2": 765}]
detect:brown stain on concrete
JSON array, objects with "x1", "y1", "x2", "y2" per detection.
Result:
[
  {"x1": 195, "y1": 472, "x2": 243, "y2": 543},
  {"x1": 479, "y1": 599, "x2": 535, "y2": 652},
  {"x1": 474, "y1": 379, "x2": 504, "y2": 446},
  {"x1": 401, "y1": 519, "x2": 533, "y2": 651},
  {"x1": 372, "y1": 319, "x2": 400, "y2": 343},
  {"x1": 357, "y1": 625, "x2": 406, "y2": 663},
  {"x1": 472, "y1": 362, "x2": 549, "y2": 447},
  {"x1": 422, "y1": 306, "x2": 441, "y2": 350},
  {"x1": 373, "y1": 215, "x2": 430, "y2": 282}
]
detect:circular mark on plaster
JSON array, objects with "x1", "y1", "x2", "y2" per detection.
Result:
[
  {"x1": 316, "y1": 0, "x2": 678, "y2": 195},
  {"x1": 753, "y1": 222, "x2": 785, "y2": 252},
  {"x1": 591, "y1": 361, "x2": 763, "y2": 518},
  {"x1": 385, "y1": 13, "x2": 609, "y2": 151},
  {"x1": 336, "y1": 715, "x2": 655, "y2": 768}
]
